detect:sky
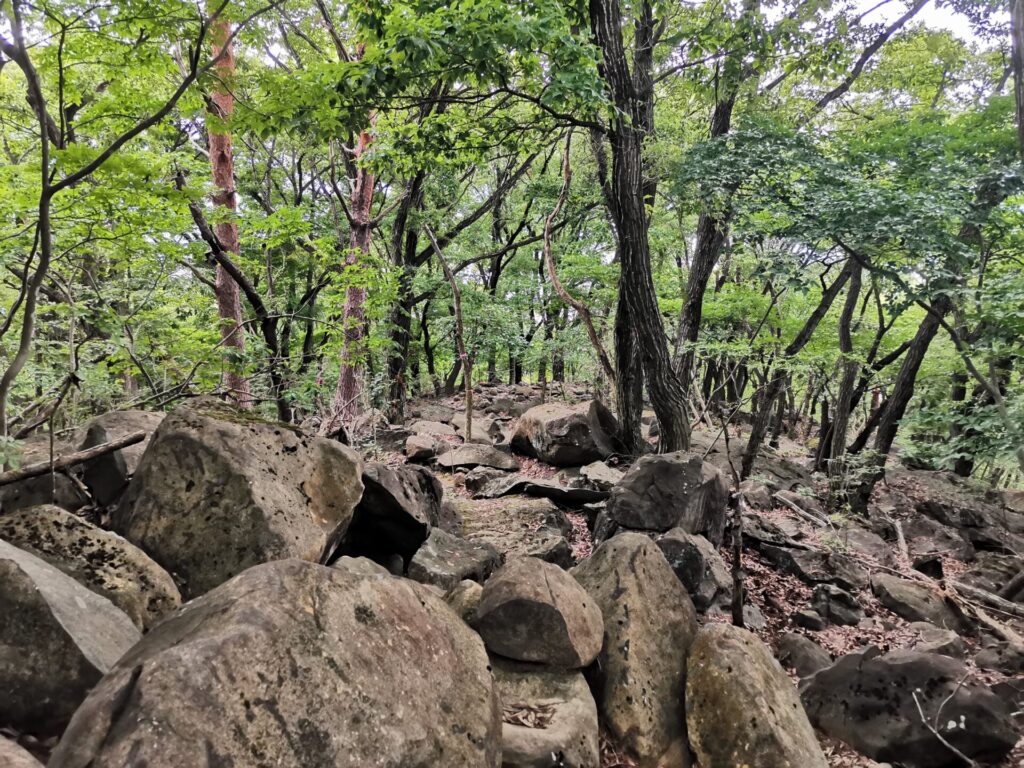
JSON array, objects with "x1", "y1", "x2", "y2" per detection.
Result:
[{"x1": 860, "y1": 0, "x2": 1005, "y2": 43}]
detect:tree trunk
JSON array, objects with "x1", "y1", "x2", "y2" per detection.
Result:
[
  {"x1": 828, "y1": 261, "x2": 863, "y2": 505},
  {"x1": 328, "y1": 123, "x2": 375, "y2": 428},
  {"x1": 590, "y1": 0, "x2": 690, "y2": 452},
  {"x1": 741, "y1": 261, "x2": 853, "y2": 477},
  {"x1": 206, "y1": 11, "x2": 250, "y2": 408},
  {"x1": 849, "y1": 295, "x2": 951, "y2": 512}
]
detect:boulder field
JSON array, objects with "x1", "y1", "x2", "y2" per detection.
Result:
[{"x1": 0, "y1": 385, "x2": 1020, "y2": 767}]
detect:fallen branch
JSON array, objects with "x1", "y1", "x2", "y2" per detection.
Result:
[
  {"x1": 952, "y1": 581, "x2": 1024, "y2": 621},
  {"x1": 0, "y1": 431, "x2": 147, "y2": 487}
]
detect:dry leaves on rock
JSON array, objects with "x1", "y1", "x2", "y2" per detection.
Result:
[{"x1": 502, "y1": 703, "x2": 556, "y2": 729}]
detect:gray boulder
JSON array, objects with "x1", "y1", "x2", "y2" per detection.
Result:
[
  {"x1": 0, "y1": 433, "x2": 88, "y2": 513},
  {"x1": 655, "y1": 528, "x2": 731, "y2": 611},
  {"x1": 336, "y1": 462, "x2": 443, "y2": 564},
  {"x1": 436, "y1": 444, "x2": 520, "y2": 471},
  {"x1": 0, "y1": 738, "x2": 43, "y2": 768},
  {"x1": 114, "y1": 398, "x2": 363, "y2": 597},
  {"x1": 78, "y1": 410, "x2": 164, "y2": 506},
  {"x1": 48, "y1": 559, "x2": 501, "y2": 768},
  {"x1": 811, "y1": 584, "x2": 862, "y2": 626},
  {"x1": 0, "y1": 505, "x2": 180, "y2": 631},
  {"x1": 0, "y1": 540, "x2": 139, "y2": 737},
  {"x1": 454, "y1": 496, "x2": 573, "y2": 567},
  {"x1": 408, "y1": 528, "x2": 502, "y2": 590},
  {"x1": 777, "y1": 632, "x2": 832, "y2": 678},
  {"x1": 492, "y1": 657, "x2": 599, "y2": 768},
  {"x1": 474, "y1": 557, "x2": 602, "y2": 668},
  {"x1": 511, "y1": 401, "x2": 617, "y2": 467},
  {"x1": 687, "y1": 623, "x2": 828, "y2": 768},
  {"x1": 871, "y1": 573, "x2": 970, "y2": 631},
  {"x1": 571, "y1": 533, "x2": 697, "y2": 766},
  {"x1": 802, "y1": 647, "x2": 1016, "y2": 768},
  {"x1": 604, "y1": 452, "x2": 728, "y2": 545}
]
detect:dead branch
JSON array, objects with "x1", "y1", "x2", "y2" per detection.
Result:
[{"x1": 0, "y1": 431, "x2": 146, "y2": 487}]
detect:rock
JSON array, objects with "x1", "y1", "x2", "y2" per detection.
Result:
[
  {"x1": 413, "y1": 403, "x2": 456, "y2": 423},
  {"x1": 409, "y1": 418, "x2": 457, "y2": 436},
  {"x1": 474, "y1": 557, "x2": 602, "y2": 668},
  {"x1": 579, "y1": 461, "x2": 623, "y2": 491},
  {"x1": 834, "y1": 523, "x2": 897, "y2": 567},
  {"x1": 405, "y1": 433, "x2": 438, "y2": 461},
  {"x1": 436, "y1": 444, "x2": 521, "y2": 471},
  {"x1": 408, "y1": 528, "x2": 502, "y2": 590},
  {"x1": 801, "y1": 647, "x2": 1016, "y2": 768},
  {"x1": 372, "y1": 424, "x2": 412, "y2": 451},
  {"x1": 445, "y1": 579, "x2": 483, "y2": 622},
  {"x1": 975, "y1": 640, "x2": 1024, "y2": 674},
  {"x1": 0, "y1": 433, "x2": 88, "y2": 513},
  {"x1": 454, "y1": 496, "x2": 573, "y2": 567},
  {"x1": 793, "y1": 608, "x2": 827, "y2": 631},
  {"x1": 0, "y1": 539, "x2": 140, "y2": 737},
  {"x1": 0, "y1": 505, "x2": 180, "y2": 631},
  {"x1": 335, "y1": 463, "x2": 443, "y2": 564},
  {"x1": 571, "y1": 533, "x2": 697, "y2": 766},
  {"x1": 331, "y1": 555, "x2": 391, "y2": 577},
  {"x1": 113, "y1": 398, "x2": 363, "y2": 598},
  {"x1": 739, "y1": 479, "x2": 773, "y2": 509},
  {"x1": 454, "y1": 413, "x2": 499, "y2": 441},
  {"x1": 78, "y1": 410, "x2": 165, "y2": 506},
  {"x1": 465, "y1": 466, "x2": 509, "y2": 494},
  {"x1": 758, "y1": 543, "x2": 869, "y2": 590},
  {"x1": 605, "y1": 452, "x2": 728, "y2": 544},
  {"x1": 511, "y1": 401, "x2": 617, "y2": 466},
  {"x1": 48, "y1": 559, "x2": 501, "y2": 768},
  {"x1": 871, "y1": 573, "x2": 970, "y2": 631},
  {"x1": 777, "y1": 632, "x2": 832, "y2": 678},
  {"x1": 474, "y1": 474, "x2": 608, "y2": 505},
  {"x1": 655, "y1": 528, "x2": 731, "y2": 611},
  {"x1": 958, "y1": 551, "x2": 1023, "y2": 596},
  {"x1": 811, "y1": 584, "x2": 862, "y2": 626},
  {"x1": 687, "y1": 623, "x2": 828, "y2": 768},
  {"x1": 491, "y1": 657, "x2": 599, "y2": 768},
  {"x1": 0, "y1": 738, "x2": 43, "y2": 768},
  {"x1": 908, "y1": 622, "x2": 965, "y2": 657}
]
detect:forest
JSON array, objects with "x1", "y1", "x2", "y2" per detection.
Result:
[{"x1": 2, "y1": 0, "x2": 1024, "y2": 767}]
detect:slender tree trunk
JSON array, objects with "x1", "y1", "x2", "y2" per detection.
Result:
[
  {"x1": 741, "y1": 261, "x2": 853, "y2": 477},
  {"x1": 206, "y1": 11, "x2": 251, "y2": 408},
  {"x1": 828, "y1": 261, "x2": 863, "y2": 505},
  {"x1": 849, "y1": 295, "x2": 951, "y2": 512},
  {"x1": 329, "y1": 122, "x2": 375, "y2": 427}
]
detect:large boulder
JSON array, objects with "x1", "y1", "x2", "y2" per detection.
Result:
[
  {"x1": 604, "y1": 453, "x2": 729, "y2": 545},
  {"x1": 408, "y1": 528, "x2": 502, "y2": 590},
  {"x1": 48, "y1": 559, "x2": 501, "y2": 768},
  {"x1": 0, "y1": 540, "x2": 140, "y2": 737},
  {"x1": 776, "y1": 632, "x2": 832, "y2": 679},
  {"x1": 334, "y1": 462, "x2": 443, "y2": 564},
  {"x1": 511, "y1": 401, "x2": 617, "y2": 467},
  {"x1": 687, "y1": 623, "x2": 828, "y2": 768},
  {"x1": 436, "y1": 444, "x2": 520, "y2": 471},
  {"x1": 113, "y1": 398, "x2": 363, "y2": 597},
  {"x1": 474, "y1": 557, "x2": 603, "y2": 668},
  {"x1": 0, "y1": 505, "x2": 180, "y2": 631},
  {"x1": 78, "y1": 410, "x2": 165, "y2": 506},
  {"x1": 801, "y1": 647, "x2": 1016, "y2": 767},
  {"x1": 571, "y1": 533, "x2": 698, "y2": 767},
  {"x1": 492, "y1": 657, "x2": 599, "y2": 768},
  {"x1": 0, "y1": 738, "x2": 43, "y2": 768},
  {"x1": 871, "y1": 573, "x2": 970, "y2": 631},
  {"x1": 655, "y1": 528, "x2": 731, "y2": 611}
]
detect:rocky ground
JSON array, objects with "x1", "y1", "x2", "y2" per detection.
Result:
[{"x1": 1, "y1": 382, "x2": 1022, "y2": 768}]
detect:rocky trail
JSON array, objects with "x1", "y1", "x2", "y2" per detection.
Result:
[{"x1": 2, "y1": 383, "x2": 1023, "y2": 768}]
